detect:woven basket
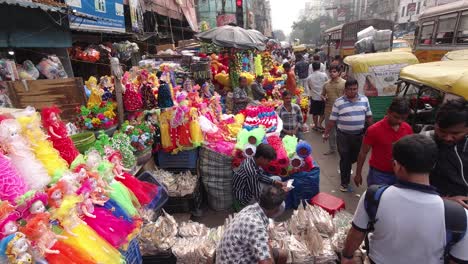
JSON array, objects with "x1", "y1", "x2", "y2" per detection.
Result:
[{"x1": 71, "y1": 132, "x2": 96, "y2": 153}]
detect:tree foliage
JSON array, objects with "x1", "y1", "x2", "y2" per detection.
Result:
[
  {"x1": 272, "y1": 30, "x2": 286, "y2": 41},
  {"x1": 291, "y1": 15, "x2": 333, "y2": 44}
]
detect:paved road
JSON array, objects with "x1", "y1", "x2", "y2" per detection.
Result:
[
  {"x1": 190, "y1": 125, "x2": 371, "y2": 227},
  {"x1": 303, "y1": 127, "x2": 369, "y2": 212}
]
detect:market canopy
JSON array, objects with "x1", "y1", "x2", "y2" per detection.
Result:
[{"x1": 195, "y1": 25, "x2": 266, "y2": 50}]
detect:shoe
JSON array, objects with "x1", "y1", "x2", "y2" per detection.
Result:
[
  {"x1": 339, "y1": 185, "x2": 354, "y2": 192},
  {"x1": 323, "y1": 150, "x2": 336, "y2": 155}
]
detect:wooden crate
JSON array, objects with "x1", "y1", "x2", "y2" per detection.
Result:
[{"x1": 5, "y1": 78, "x2": 86, "y2": 122}]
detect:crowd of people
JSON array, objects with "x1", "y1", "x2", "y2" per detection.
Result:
[{"x1": 215, "y1": 49, "x2": 467, "y2": 264}]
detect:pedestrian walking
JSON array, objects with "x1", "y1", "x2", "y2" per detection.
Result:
[
  {"x1": 323, "y1": 79, "x2": 373, "y2": 192},
  {"x1": 306, "y1": 61, "x2": 328, "y2": 131},
  {"x1": 277, "y1": 91, "x2": 304, "y2": 139},
  {"x1": 321, "y1": 65, "x2": 345, "y2": 155},
  {"x1": 294, "y1": 55, "x2": 309, "y2": 89},
  {"x1": 427, "y1": 98, "x2": 468, "y2": 208},
  {"x1": 341, "y1": 134, "x2": 468, "y2": 264},
  {"x1": 354, "y1": 97, "x2": 413, "y2": 187}
]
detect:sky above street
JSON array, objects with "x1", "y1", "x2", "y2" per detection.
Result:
[{"x1": 270, "y1": 0, "x2": 303, "y2": 35}]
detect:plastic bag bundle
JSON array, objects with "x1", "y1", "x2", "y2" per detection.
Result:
[
  {"x1": 172, "y1": 236, "x2": 215, "y2": 264},
  {"x1": 357, "y1": 26, "x2": 376, "y2": 41},
  {"x1": 17, "y1": 60, "x2": 39, "y2": 80},
  {"x1": 178, "y1": 221, "x2": 209, "y2": 238},
  {"x1": 315, "y1": 239, "x2": 339, "y2": 264},
  {"x1": 286, "y1": 235, "x2": 314, "y2": 264},
  {"x1": 36, "y1": 55, "x2": 68, "y2": 79},
  {"x1": 331, "y1": 210, "x2": 353, "y2": 252},
  {"x1": 307, "y1": 205, "x2": 335, "y2": 237},
  {"x1": 138, "y1": 210, "x2": 178, "y2": 255},
  {"x1": 152, "y1": 169, "x2": 198, "y2": 197},
  {"x1": 374, "y1": 30, "x2": 393, "y2": 51},
  {"x1": 355, "y1": 37, "x2": 374, "y2": 54}
]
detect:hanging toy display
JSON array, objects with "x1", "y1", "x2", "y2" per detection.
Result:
[
  {"x1": 85, "y1": 76, "x2": 103, "y2": 108},
  {"x1": 41, "y1": 106, "x2": 81, "y2": 166},
  {"x1": 139, "y1": 70, "x2": 158, "y2": 110},
  {"x1": 157, "y1": 83, "x2": 174, "y2": 109}
]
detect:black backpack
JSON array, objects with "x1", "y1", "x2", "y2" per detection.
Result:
[{"x1": 364, "y1": 184, "x2": 467, "y2": 264}]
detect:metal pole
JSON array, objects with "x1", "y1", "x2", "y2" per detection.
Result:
[{"x1": 110, "y1": 57, "x2": 125, "y2": 125}]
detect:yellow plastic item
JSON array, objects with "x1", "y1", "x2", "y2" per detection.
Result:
[
  {"x1": 255, "y1": 55, "x2": 263, "y2": 76},
  {"x1": 159, "y1": 110, "x2": 174, "y2": 150},
  {"x1": 240, "y1": 72, "x2": 254, "y2": 85},
  {"x1": 85, "y1": 77, "x2": 103, "y2": 108},
  {"x1": 214, "y1": 72, "x2": 231, "y2": 87},
  {"x1": 344, "y1": 52, "x2": 419, "y2": 73},
  {"x1": 189, "y1": 108, "x2": 203, "y2": 146},
  {"x1": 399, "y1": 60, "x2": 468, "y2": 99}
]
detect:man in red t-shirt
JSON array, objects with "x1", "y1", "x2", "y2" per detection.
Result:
[{"x1": 354, "y1": 97, "x2": 413, "y2": 186}]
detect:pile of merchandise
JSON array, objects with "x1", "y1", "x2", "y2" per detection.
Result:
[
  {"x1": 0, "y1": 55, "x2": 68, "y2": 81},
  {"x1": 139, "y1": 204, "x2": 355, "y2": 264},
  {"x1": 152, "y1": 169, "x2": 198, "y2": 197},
  {"x1": 269, "y1": 204, "x2": 354, "y2": 263},
  {"x1": 0, "y1": 106, "x2": 165, "y2": 263}
]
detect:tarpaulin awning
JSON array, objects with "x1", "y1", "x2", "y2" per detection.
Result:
[
  {"x1": 0, "y1": 4, "x2": 72, "y2": 47},
  {"x1": 0, "y1": 0, "x2": 67, "y2": 12},
  {"x1": 143, "y1": 0, "x2": 198, "y2": 32}
]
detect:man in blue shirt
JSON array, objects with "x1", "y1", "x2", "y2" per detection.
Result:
[{"x1": 323, "y1": 79, "x2": 373, "y2": 192}]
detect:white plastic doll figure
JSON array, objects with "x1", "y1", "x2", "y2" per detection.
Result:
[
  {"x1": 0, "y1": 232, "x2": 33, "y2": 264},
  {"x1": 0, "y1": 201, "x2": 20, "y2": 240},
  {"x1": 0, "y1": 119, "x2": 50, "y2": 190}
]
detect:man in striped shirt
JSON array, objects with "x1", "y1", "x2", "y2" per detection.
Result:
[
  {"x1": 233, "y1": 143, "x2": 286, "y2": 210},
  {"x1": 323, "y1": 79, "x2": 373, "y2": 192}
]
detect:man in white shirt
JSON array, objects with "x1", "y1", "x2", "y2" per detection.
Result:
[
  {"x1": 309, "y1": 55, "x2": 326, "y2": 74},
  {"x1": 341, "y1": 134, "x2": 468, "y2": 264},
  {"x1": 306, "y1": 61, "x2": 328, "y2": 130}
]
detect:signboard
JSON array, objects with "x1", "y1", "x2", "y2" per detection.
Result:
[
  {"x1": 216, "y1": 14, "x2": 236, "y2": 27},
  {"x1": 407, "y1": 2, "x2": 416, "y2": 16},
  {"x1": 129, "y1": 0, "x2": 144, "y2": 33},
  {"x1": 337, "y1": 8, "x2": 346, "y2": 22},
  {"x1": 66, "y1": 0, "x2": 125, "y2": 33},
  {"x1": 352, "y1": 63, "x2": 410, "y2": 96}
]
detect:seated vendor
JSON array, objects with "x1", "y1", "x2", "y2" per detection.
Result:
[
  {"x1": 233, "y1": 76, "x2": 252, "y2": 114},
  {"x1": 277, "y1": 90, "x2": 304, "y2": 139},
  {"x1": 216, "y1": 186, "x2": 288, "y2": 264},
  {"x1": 233, "y1": 143, "x2": 286, "y2": 210},
  {"x1": 251, "y1": 75, "x2": 266, "y2": 101}
]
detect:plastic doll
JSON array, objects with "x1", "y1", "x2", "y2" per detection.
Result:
[
  {"x1": 0, "y1": 201, "x2": 20, "y2": 240},
  {"x1": 85, "y1": 76, "x2": 103, "y2": 108},
  {"x1": 139, "y1": 70, "x2": 157, "y2": 109},
  {"x1": 21, "y1": 212, "x2": 95, "y2": 264},
  {"x1": 52, "y1": 195, "x2": 124, "y2": 263},
  {"x1": 99, "y1": 76, "x2": 114, "y2": 101},
  {"x1": 0, "y1": 148, "x2": 28, "y2": 205},
  {"x1": 16, "y1": 191, "x2": 48, "y2": 219},
  {"x1": 77, "y1": 181, "x2": 135, "y2": 248},
  {"x1": 0, "y1": 232, "x2": 33, "y2": 264},
  {"x1": 157, "y1": 83, "x2": 174, "y2": 108},
  {"x1": 109, "y1": 151, "x2": 159, "y2": 206},
  {"x1": 41, "y1": 106, "x2": 80, "y2": 166},
  {"x1": 46, "y1": 180, "x2": 69, "y2": 209},
  {"x1": 0, "y1": 119, "x2": 50, "y2": 190},
  {"x1": 94, "y1": 160, "x2": 140, "y2": 217},
  {"x1": 15, "y1": 107, "x2": 68, "y2": 180}
]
